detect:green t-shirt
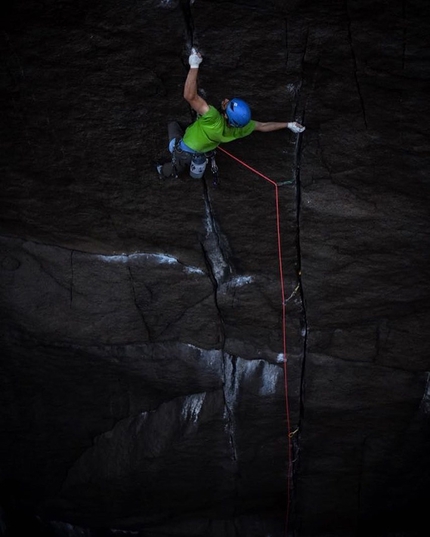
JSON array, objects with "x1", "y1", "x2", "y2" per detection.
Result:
[{"x1": 182, "y1": 105, "x2": 256, "y2": 153}]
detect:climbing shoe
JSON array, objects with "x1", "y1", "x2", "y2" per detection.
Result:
[{"x1": 155, "y1": 162, "x2": 178, "y2": 180}]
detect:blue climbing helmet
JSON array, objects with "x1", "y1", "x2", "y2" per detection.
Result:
[{"x1": 225, "y1": 98, "x2": 251, "y2": 127}]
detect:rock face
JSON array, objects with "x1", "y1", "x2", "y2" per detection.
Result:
[{"x1": 1, "y1": 1, "x2": 429, "y2": 536}]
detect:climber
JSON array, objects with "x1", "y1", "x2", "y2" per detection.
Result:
[{"x1": 157, "y1": 48, "x2": 305, "y2": 180}]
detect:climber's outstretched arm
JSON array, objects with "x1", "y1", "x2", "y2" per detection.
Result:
[{"x1": 254, "y1": 121, "x2": 306, "y2": 133}]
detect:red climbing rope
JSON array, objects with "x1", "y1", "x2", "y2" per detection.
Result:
[{"x1": 217, "y1": 145, "x2": 293, "y2": 534}]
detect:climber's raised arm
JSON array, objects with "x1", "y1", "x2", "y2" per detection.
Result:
[{"x1": 183, "y1": 48, "x2": 210, "y2": 116}]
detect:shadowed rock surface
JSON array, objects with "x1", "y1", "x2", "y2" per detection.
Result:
[{"x1": 1, "y1": 1, "x2": 429, "y2": 536}]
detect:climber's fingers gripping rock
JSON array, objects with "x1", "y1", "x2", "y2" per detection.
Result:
[{"x1": 189, "y1": 48, "x2": 203, "y2": 69}]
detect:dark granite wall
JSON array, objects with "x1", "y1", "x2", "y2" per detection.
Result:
[{"x1": 1, "y1": 1, "x2": 429, "y2": 536}]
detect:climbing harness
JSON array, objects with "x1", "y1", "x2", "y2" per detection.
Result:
[{"x1": 170, "y1": 137, "x2": 219, "y2": 185}]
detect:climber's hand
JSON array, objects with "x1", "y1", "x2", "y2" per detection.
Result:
[
  {"x1": 189, "y1": 47, "x2": 202, "y2": 69},
  {"x1": 287, "y1": 122, "x2": 306, "y2": 133}
]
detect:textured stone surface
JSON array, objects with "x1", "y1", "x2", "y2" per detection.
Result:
[{"x1": 1, "y1": 0, "x2": 430, "y2": 536}]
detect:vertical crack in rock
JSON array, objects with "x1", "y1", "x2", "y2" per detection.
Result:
[
  {"x1": 180, "y1": 0, "x2": 196, "y2": 49},
  {"x1": 127, "y1": 264, "x2": 152, "y2": 342},
  {"x1": 179, "y1": 2, "x2": 202, "y2": 124},
  {"x1": 292, "y1": 88, "x2": 307, "y2": 489},
  {"x1": 198, "y1": 179, "x2": 235, "y2": 351},
  {"x1": 70, "y1": 250, "x2": 74, "y2": 308},
  {"x1": 402, "y1": 0, "x2": 407, "y2": 70},
  {"x1": 420, "y1": 373, "x2": 430, "y2": 415},
  {"x1": 179, "y1": 2, "x2": 297, "y2": 512},
  {"x1": 179, "y1": 2, "x2": 242, "y2": 500},
  {"x1": 345, "y1": 0, "x2": 368, "y2": 128},
  {"x1": 221, "y1": 353, "x2": 240, "y2": 502},
  {"x1": 202, "y1": 185, "x2": 233, "y2": 286},
  {"x1": 284, "y1": 15, "x2": 308, "y2": 490}
]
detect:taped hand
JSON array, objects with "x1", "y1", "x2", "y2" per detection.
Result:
[
  {"x1": 189, "y1": 48, "x2": 203, "y2": 69},
  {"x1": 287, "y1": 122, "x2": 306, "y2": 133}
]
